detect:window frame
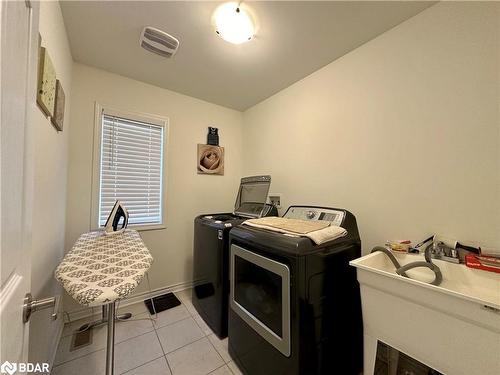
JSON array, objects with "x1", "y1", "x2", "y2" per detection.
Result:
[{"x1": 91, "y1": 102, "x2": 169, "y2": 231}]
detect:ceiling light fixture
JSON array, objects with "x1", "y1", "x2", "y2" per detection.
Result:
[{"x1": 213, "y1": 2, "x2": 255, "y2": 44}]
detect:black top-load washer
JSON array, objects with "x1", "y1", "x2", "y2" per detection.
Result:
[
  {"x1": 228, "y1": 205, "x2": 363, "y2": 375},
  {"x1": 192, "y1": 175, "x2": 278, "y2": 338}
]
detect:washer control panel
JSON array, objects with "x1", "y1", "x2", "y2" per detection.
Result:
[{"x1": 283, "y1": 206, "x2": 345, "y2": 227}]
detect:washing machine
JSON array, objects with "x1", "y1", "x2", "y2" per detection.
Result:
[
  {"x1": 228, "y1": 205, "x2": 363, "y2": 375},
  {"x1": 192, "y1": 175, "x2": 278, "y2": 338}
]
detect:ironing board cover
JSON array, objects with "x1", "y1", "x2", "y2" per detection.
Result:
[{"x1": 55, "y1": 229, "x2": 153, "y2": 307}]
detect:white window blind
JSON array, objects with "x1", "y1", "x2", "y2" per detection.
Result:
[{"x1": 99, "y1": 113, "x2": 164, "y2": 226}]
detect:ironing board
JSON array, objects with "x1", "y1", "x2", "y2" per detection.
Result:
[{"x1": 55, "y1": 229, "x2": 153, "y2": 375}]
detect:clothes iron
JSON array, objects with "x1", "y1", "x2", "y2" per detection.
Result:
[{"x1": 104, "y1": 200, "x2": 129, "y2": 235}]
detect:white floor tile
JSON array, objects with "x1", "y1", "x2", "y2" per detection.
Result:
[
  {"x1": 52, "y1": 349, "x2": 105, "y2": 375},
  {"x1": 151, "y1": 304, "x2": 191, "y2": 329},
  {"x1": 117, "y1": 301, "x2": 150, "y2": 317},
  {"x1": 207, "y1": 334, "x2": 230, "y2": 363},
  {"x1": 174, "y1": 289, "x2": 192, "y2": 303},
  {"x1": 183, "y1": 299, "x2": 198, "y2": 316},
  {"x1": 193, "y1": 313, "x2": 214, "y2": 336},
  {"x1": 227, "y1": 361, "x2": 243, "y2": 375},
  {"x1": 166, "y1": 337, "x2": 224, "y2": 375},
  {"x1": 53, "y1": 331, "x2": 163, "y2": 375},
  {"x1": 114, "y1": 331, "x2": 164, "y2": 374},
  {"x1": 175, "y1": 289, "x2": 198, "y2": 316},
  {"x1": 115, "y1": 313, "x2": 155, "y2": 343},
  {"x1": 209, "y1": 365, "x2": 233, "y2": 375},
  {"x1": 122, "y1": 356, "x2": 171, "y2": 375},
  {"x1": 156, "y1": 317, "x2": 204, "y2": 354}
]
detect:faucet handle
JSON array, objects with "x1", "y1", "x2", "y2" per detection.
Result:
[
  {"x1": 432, "y1": 241, "x2": 460, "y2": 263},
  {"x1": 432, "y1": 241, "x2": 445, "y2": 256}
]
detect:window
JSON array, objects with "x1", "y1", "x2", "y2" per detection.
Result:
[{"x1": 93, "y1": 105, "x2": 167, "y2": 229}]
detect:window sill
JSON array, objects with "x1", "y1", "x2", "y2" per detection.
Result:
[{"x1": 129, "y1": 223, "x2": 166, "y2": 232}]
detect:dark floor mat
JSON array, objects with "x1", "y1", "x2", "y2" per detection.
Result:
[{"x1": 144, "y1": 292, "x2": 181, "y2": 315}]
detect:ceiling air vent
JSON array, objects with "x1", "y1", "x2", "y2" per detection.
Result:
[{"x1": 140, "y1": 26, "x2": 179, "y2": 58}]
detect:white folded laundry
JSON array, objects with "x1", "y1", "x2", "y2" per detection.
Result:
[{"x1": 243, "y1": 217, "x2": 347, "y2": 245}]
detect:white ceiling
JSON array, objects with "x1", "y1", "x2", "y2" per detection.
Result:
[{"x1": 60, "y1": 1, "x2": 434, "y2": 111}]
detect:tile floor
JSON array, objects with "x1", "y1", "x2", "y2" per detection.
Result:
[{"x1": 52, "y1": 289, "x2": 243, "y2": 375}]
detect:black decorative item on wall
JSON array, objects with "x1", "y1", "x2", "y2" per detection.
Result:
[{"x1": 207, "y1": 127, "x2": 219, "y2": 145}]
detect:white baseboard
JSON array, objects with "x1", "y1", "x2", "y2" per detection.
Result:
[{"x1": 63, "y1": 280, "x2": 196, "y2": 323}]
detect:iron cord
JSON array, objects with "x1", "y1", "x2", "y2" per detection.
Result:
[{"x1": 116, "y1": 272, "x2": 158, "y2": 323}]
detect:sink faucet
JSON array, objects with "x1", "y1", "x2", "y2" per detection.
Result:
[{"x1": 426, "y1": 241, "x2": 460, "y2": 264}]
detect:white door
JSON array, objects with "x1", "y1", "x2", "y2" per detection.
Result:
[{"x1": 0, "y1": 0, "x2": 39, "y2": 367}]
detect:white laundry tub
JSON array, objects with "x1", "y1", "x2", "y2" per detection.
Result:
[{"x1": 350, "y1": 251, "x2": 500, "y2": 375}]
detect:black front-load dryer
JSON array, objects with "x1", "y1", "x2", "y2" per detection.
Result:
[
  {"x1": 228, "y1": 205, "x2": 363, "y2": 375},
  {"x1": 192, "y1": 175, "x2": 277, "y2": 338}
]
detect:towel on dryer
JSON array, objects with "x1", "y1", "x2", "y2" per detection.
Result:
[{"x1": 243, "y1": 217, "x2": 347, "y2": 245}]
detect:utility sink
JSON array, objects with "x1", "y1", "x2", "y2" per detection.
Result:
[{"x1": 350, "y1": 251, "x2": 500, "y2": 375}]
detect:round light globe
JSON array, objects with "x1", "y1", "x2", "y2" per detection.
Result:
[{"x1": 214, "y1": 2, "x2": 255, "y2": 44}]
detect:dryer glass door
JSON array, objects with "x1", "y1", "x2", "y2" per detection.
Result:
[{"x1": 230, "y1": 244, "x2": 291, "y2": 357}]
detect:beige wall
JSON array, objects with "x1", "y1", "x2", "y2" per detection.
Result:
[
  {"x1": 63, "y1": 1, "x2": 499, "y2": 316},
  {"x1": 242, "y1": 2, "x2": 500, "y2": 253},
  {"x1": 64, "y1": 63, "x2": 243, "y2": 313},
  {"x1": 29, "y1": 0, "x2": 73, "y2": 367}
]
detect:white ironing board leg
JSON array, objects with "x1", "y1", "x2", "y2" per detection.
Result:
[{"x1": 106, "y1": 302, "x2": 116, "y2": 375}]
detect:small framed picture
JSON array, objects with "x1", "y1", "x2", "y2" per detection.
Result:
[
  {"x1": 37, "y1": 46, "x2": 56, "y2": 117},
  {"x1": 197, "y1": 144, "x2": 224, "y2": 175},
  {"x1": 51, "y1": 80, "x2": 65, "y2": 131}
]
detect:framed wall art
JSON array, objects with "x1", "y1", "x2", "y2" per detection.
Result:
[
  {"x1": 37, "y1": 46, "x2": 56, "y2": 117},
  {"x1": 51, "y1": 79, "x2": 65, "y2": 131},
  {"x1": 197, "y1": 144, "x2": 224, "y2": 175}
]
